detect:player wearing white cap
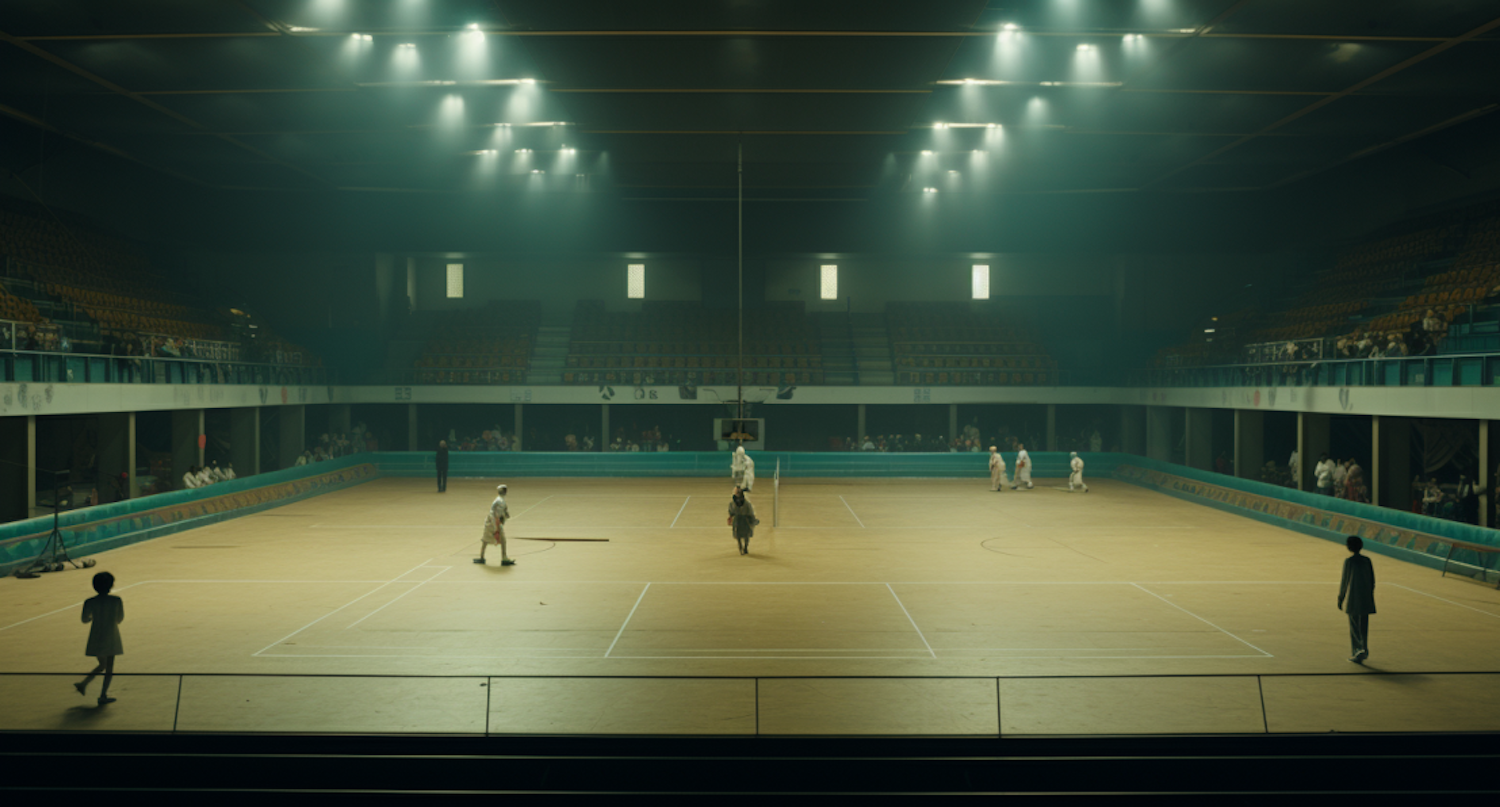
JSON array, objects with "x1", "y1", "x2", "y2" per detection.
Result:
[
  {"x1": 1069, "y1": 452, "x2": 1089, "y2": 493},
  {"x1": 731, "y1": 445, "x2": 755, "y2": 493},
  {"x1": 1012, "y1": 444, "x2": 1033, "y2": 490},
  {"x1": 475, "y1": 484, "x2": 516, "y2": 566},
  {"x1": 988, "y1": 446, "x2": 1007, "y2": 492}
]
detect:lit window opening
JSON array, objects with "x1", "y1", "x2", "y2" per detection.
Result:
[
  {"x1": 972, "y1": 265, "x2": 990, "y2": 300},
  {"x1": 446, "y1": 263, "x2": 464, "y2": 298},
  {"x1": 627, "y1": 264, "x2": 645, "y2": 299},
  {"x1": 820, "y1": 265, "x2": 838, "y2": 300}
]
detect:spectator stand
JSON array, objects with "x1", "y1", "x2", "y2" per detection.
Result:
[
  {"x1": 888, "y1": 302, "x2": 1058, "y2": 386},
  {"x1": 563, "y1": 301, "x2": 822, "y2": 388}
]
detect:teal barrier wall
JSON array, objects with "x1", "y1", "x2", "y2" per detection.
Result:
[
  {"x1": 374, "y1": 450, "x2": 1107, "y2": 480},
  {"x1": 1111, "y1": 456, "x2": 1498, "y2": 577},
  {"x1": 0, "y1": 456, "x2": 378, "y2": 575}
]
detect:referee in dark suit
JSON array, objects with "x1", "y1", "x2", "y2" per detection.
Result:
[{"x1": 436, "y1": 439, "x2": 449, "y2": 493}]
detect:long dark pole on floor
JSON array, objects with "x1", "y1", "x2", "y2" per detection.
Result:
[{"x1": 737, "y1": 140, "x2": 744, "y2": 426}]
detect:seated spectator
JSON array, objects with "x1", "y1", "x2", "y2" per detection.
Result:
[
  {"x1": 1354, "y1": 332, "x2": 1374, "y2": 358},
  {"x1": 1422, "y1": 478, "x2": 1444, "y2": 516},
  {"x1": 1423, "y1": 308, "x2": 1445, "y2": 340},
  {"x1": 182, "y1": 465, "x2": 202, "y2": 489},
  {"x1": 1384, "y1": 333, "x2": 1406, "y2": 357}
]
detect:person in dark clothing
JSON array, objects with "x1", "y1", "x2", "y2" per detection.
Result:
[
  {"x1": 436, "y1": 439, "x2": 449, "y2": 492},
  {"x1": 1338, "y1": 535, "x2": 1376, "y2": 664},
  {"x1": 727, "y1": 487, "x2": 757, "y2": 556}
]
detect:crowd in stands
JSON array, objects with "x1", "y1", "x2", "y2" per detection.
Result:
[
  {"x1": 432, "y1": 427, "x2": 520, "y2": 453},
  {"x1": 413, "y1": 303, "x2": 538, "y2": 384},
  {"x1": 833, "y1": 422, "x2": 1106, "y2": 455},
  {"x1": 180, "y1": 461, "x2": 238, "y2": 490},
  {"x1": 293, "y1": 426, "x2": 381, "y2": 465},
  {"x1": 564, "y1": 301, "x2": 822, "y2": 387},
  {"x1": 1155, "y1": 203, "x2": 1500, "y2": 373},
  {"x1": 0, "y1": 207, "x2": 321, "y2": 375}
]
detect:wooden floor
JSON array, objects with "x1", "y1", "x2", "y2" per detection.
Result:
[{"x1": 3, "y1": 475, "x2": 1499, "y2": 735}]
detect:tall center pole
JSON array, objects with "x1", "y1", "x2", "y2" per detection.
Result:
[{"x1": 737, "y1": 141, "x2": 744, "y2": 424}]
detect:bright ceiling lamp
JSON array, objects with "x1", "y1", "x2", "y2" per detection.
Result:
[
  {"x1": 356, "y1": 78, "x2": 543, "y2": 88},
  {"x1": 936, "y1": 79, "x2": 1121, "y2": 88}
]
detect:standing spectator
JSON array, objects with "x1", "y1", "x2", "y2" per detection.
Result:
[
  {"x1": 1457, "y1": 475, "x2": 1476, "y2": 524},
  {"x1": 74, "y1": 572, "x2": 124, "y2": 706},
  {"x1": 436, "y1": 439, "x2": 449, "y2": 493},
  {"x1": 1289, "y1": 449, "x2": 1300, "y2": 488},
  {"x1": 1331, "y1": 459, "x2": 1347, "y2": 497},
  {"x1": 1315, "y1": 454, "x2": 1335, "y2": 496},
  {"x1": 1337, "y1": 536, "x2": 1375, "y2": 664}
]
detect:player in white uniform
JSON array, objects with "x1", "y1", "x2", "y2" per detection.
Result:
[
  {"x1": 1012, "y1": 444, "x2": 1033, "y2": 490},
  {"x1": 475, "y1": 484, "x2": 516, "y2": 566},
  {"x1": 1069, "y1": 451, "x2": 1089, "y2": 493},
  {"x1": 988, "y1": 446, "x2": 1007, "y2": 491},
  {"x1": 731, "y1": 446, "x2": 755, "y2": 493}
]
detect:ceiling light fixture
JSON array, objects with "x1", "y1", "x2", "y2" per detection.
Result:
[
  {"x1": 923, "y1": 187, "x2": 938, "y2": 193},
  {"x1": 936, "y1": 79, "x2": 1121, "y2": 88}
]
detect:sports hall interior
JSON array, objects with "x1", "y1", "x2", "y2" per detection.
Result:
[{"x1": 2, "y1": 0, "x2": 1500, "y2": 797}]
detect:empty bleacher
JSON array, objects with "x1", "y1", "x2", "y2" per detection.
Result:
[
  {"x1": 411, "y1": 302, "x2": 539, "y2": 384},
  {"x1": 889, "y1": 302, "x2": 1058, "y2": 386},
  {"x1": 563, "y1": 301, "x2": 823, "y2": 387}
]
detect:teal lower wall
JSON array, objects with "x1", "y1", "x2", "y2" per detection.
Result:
[
  {"x1": 6, "y1": 447, "x2": 1491, "y2": 582},
  {"x1": 373, "y1": 450, "x2": 1106, "y2": 480},
  {"x1": 1110, "y1": 457, "x2": 1499, "y2": 580},
  {"x1": 0, "y1": 457, "x2": 378, "y2": 576}
]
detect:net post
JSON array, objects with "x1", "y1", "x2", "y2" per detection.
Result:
[{"x1": 773, "y1": 458, "x2": 780, "y2": 527}]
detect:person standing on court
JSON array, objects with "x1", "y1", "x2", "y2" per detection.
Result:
[
  {"x1": 436, "y1": 439, "x2": 449, "y2": 493},
  {"x1": 1337, "y1": 535, "x2": 1375, "y2": 663},
  {"x1": 75, "y1": 571, "x2": 124, "y2": 706},
  {"x1": 727, "y1": 486, "x2": 757, "y2": 556},
  {"x1": 1069, "y1": 451, "x2": 1089, "y2": 493},
  {"x1": 731, "y1": 445, "x2": 755, "y2": 493},
  {"x1": 1012, "y1": 444, "x2": 1033, "y2": 490},
  {"x1": 475, "y1": 484, "x2": 515, "y2": 566},
  {"x1": 988, "y1": 446, "x2": 1007, "y2": 492}
]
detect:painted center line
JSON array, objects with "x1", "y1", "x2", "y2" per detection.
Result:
[
  {"x1": 669, "y1": 496, "x2": 692, "y2": 528},
  {"x1": 840, "y1": 495, "x2": 866, "y2": 528}
]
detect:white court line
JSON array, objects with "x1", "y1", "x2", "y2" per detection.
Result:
[
  {"x1": 1390, "y1": 583, "x2": 1500, "y2": 620},
  {"x1": 511, "y1": 494, "x2": 556, "y2": 518},
  {"x1": 0, "y1": 580, "x2": 150, "y2": 634},
  {"x1": 251, "y1": 557, "x2": 438, "y2": 656},
  {"x1": 262, "y1": 652, "x2": 1266, "y2": 660},
  {"x1": 839, "y1": 495, "x2": 866, "y2": 528},
  {"x1": 669, "y1": 496, "x2": 691, "y2": 529},
  {"x1": 1129, "y1": 583, "x2": 1273, "y2": 657},
  {"x1": 886, "y1": 583, "x2": 936, "y2": 658},
  {"x1": 345, "y1": 567, "x2": 450, "y2": 629},
  {"x1": 604, "y1": 582, "x2": 651, "y2": 658}
]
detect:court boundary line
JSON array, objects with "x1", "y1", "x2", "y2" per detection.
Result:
[
  {"x1": 1129, "y1": 582, "x2": 1273, "y2": 658},
  {"x1": 1390, "y1": 583, "x2": 1500, "y2": 620},
  {"x1": 250, "y1": 557, "x2": 438, "y2": 656},
  {"x1": 604, "y1": 583, "x2": 651, "y2": 658},
  {"x1": 887, "y1": 583, "x2": 936, "y2": 658},
  {"x1": 669, "y1": 496, "x2": 691, "y2": 529},
  {"x1": 259, "y1": 652, "x2": 1272, "y2": 660},
  {"x1": 839, "y1": 495, "x2": 866, "y2": 528},
  {"x1": 345, "y1": 567, "x2": 450, "y2": 630}
]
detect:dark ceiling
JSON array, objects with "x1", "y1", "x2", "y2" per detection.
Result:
[{"x1": 2, "y1": 1, "x2": 1500, "y2": 252}]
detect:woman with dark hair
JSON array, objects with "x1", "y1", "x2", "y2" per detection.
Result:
[{"x1": 1337, "y1": 535, "x2": 1376, "y2": 664}]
